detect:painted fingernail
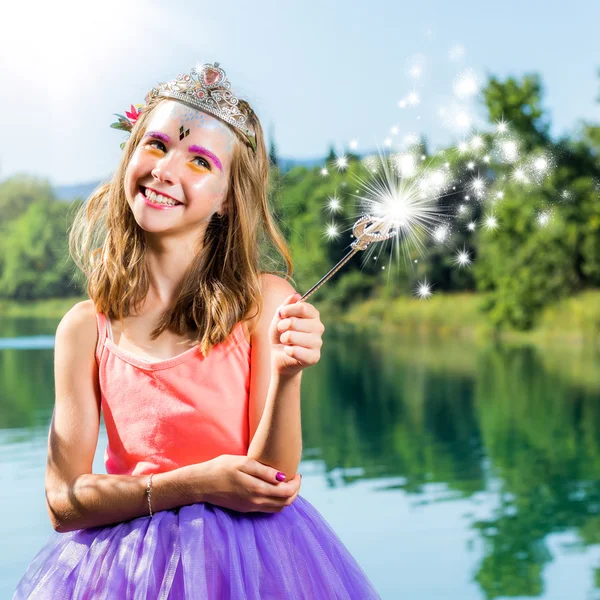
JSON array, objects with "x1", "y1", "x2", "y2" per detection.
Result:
[
  {"x1": 278, "y1": 310, "x2": 283, "y2": 319},
  {"x1": 275, "y1": 472, "x2": 286, "y2": 482}
]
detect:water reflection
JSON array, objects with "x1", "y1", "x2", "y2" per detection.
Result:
[{"x1": 1, "y1": 318, "x2": 599, "y2": 598}]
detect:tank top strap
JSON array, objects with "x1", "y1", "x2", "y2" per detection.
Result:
[{"x1": 95, "y1": 312, "x2": 110, "y2": 366}]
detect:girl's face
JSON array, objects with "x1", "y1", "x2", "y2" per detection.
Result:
[{"x1": 124, "y1": 100, "x2": 236, "y2": 235}]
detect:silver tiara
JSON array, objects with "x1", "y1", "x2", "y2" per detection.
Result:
[{"x1": 145, "y1": 62, "x2": 257, "y2": 153}]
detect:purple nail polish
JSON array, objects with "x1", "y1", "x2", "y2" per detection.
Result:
[{"x1": 275, "y1": 472, "x2": 286, "y2": 482}]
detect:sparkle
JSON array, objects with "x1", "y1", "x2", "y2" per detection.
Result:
[
  {"x1": 495, "y1": 190, "x2": 504, "y2": 200},
  {"x1": 453, "y1": 69, "x2": 480, "y2": 99},
  {"x1": 512, "y1": 167, "x2": 529, "y2": 183},
  {"x1": 334, "y1": 155, "x2": 349, "y2": 171},
  {"x1": 499, "y1": 139, "x2": 519, "y2": 163},
  {"x1": 536, "y1": 210, "x2": 552, "y2": 227},
  {"x1": 398, "y1": 99, "x2": 408, "y2": 109},
  {"x1": 415, "y1": 279, "x2": 433, "y2": 299},
  {"x1": 495, "y1": 118, "x2": 509, "y2": 134},
  {"x1": 458, "y1": 141, "x2": 469, "y2": 154},
  {"x1": 321, "y1": 168, "x2": 328, "y2": 176},
  {"x1": 349, "y1": 139, "x2": 359, "y2": 150},
  {"x1": 483, "y1": 155, "x2": 491, "y2": 164},
  {"x1": 391, "y1": 126, "x2": 399, "y2": 135},
  {"x1": 470, "y1": 176, "x2": 486, "y2": 198},
  {"x1": 323, "y1": 221, "x2": 340, "y2": 241},
  {"x1": 433, "y1": 225, "x2": 450, "y2": 243},
  {"x1": 407, "y1": 90, "x2": 420, "y2": 106},
  {"x1": 467, "y1": 221, "x2": 476, "y2": 231},
  {"x1": 354, "y1": 151, "x2": 447, "y2": 263},
  {"x1": 458, "y1": 204, "x2": 467, "y2": 214},
  {"x1": 467, "y1": 161, "x2": 475, "y2": 170},
  {"x1": 326, "y1": 195, "x2": 342, "y2": 213},
  {"x1": 470, "y1": 135, "x2": 484, "y2": 150},
  {"x1": 453, "y1": 246, "x2": 472, "y2": 268},
  {"x1": 384, "y1": 138, "x2": 393, "y2": 147},
  {"x1": 483, "y1": 215, "x2": 498, "y2": 230}
]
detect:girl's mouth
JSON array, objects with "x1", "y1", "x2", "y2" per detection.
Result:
[{"x1": 139, "y1": 186, "x2": 184, "y2": 209}]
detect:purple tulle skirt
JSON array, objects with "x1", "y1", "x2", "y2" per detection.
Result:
[{"x1": 13, "y1": 495, "x2": 380, "y2": 599}]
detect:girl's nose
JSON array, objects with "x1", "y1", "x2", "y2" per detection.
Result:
[{"x1": 151, "y1": 153, "x2": 180, "y2": 185}]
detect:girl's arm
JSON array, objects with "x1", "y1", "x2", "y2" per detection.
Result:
[
  {"x1": 46, "y1": 301, "x2": 209, "y2": 532},
  {"x1": 246, "y1": 276, "x2": 305, "y2": 479}
]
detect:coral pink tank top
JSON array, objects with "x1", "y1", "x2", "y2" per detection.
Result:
[{"x1": 95, "y1": 313, "x2": 251, "y2": 476}]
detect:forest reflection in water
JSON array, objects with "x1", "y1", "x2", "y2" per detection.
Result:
[{"x1": 1, "y1": 315, "x2": 600, "y2": 598}]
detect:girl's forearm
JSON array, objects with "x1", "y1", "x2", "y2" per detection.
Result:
[
  {"x1": 246, "y1": 370, "x2": 303, "y2": 479},
  {"x1": 46, "y1": 463, "x2": 208, "y2": 533}
]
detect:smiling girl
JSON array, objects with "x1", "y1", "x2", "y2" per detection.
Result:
[{"x1": 13, "y1": 62, "x2": 380, "y2": 599}]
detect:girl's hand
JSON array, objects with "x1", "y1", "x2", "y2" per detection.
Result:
[
  {"x1": 201, "y1": 455, "x2": 302, "y2": 514},
  {"x1": 269, "y1": 293, "x2": 325, "y2": 378}
]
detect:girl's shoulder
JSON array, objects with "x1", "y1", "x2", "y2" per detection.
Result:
[
  {"x1": 245, "y1": 273, "x2": 297, "y2": 340},
  {"x1": 55, "y1": 299, "x2": 100, "y2": 363}
]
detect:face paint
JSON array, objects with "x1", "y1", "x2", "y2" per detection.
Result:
[
  {"x1": 172, "y1": 104, "x2": 236, "y2": 153},
  {"x1": 123, "y1": 100, "x2": 234, "y2": 232},
  {"x1": 179, "y1": 125, "x2": 190, "y2": 141}
]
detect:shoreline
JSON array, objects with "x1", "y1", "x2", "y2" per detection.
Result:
[{"x1": 2, "y1": 292, "x2": 600, "y2": 349}]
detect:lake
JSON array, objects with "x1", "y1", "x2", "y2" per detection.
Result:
[{"x1": 1, "y1": 315, "x2": 600, "y2": 599}]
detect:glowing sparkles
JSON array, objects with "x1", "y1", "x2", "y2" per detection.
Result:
[
  {"x1": 470, "y1": 176, "x2": 486, "y2": 198},
  {"x1": 453, "y1": 69, "x2": 480, "y2": 99},
  {"x1": 536, "y1": 210, "x2": 552, "y2": 228},
  {"x1": 391, "y1": 126, "x2": 399, "y2": 135},
  {"x1": 467, "y1": 221, "x2": 476, "y2": 232},
  {"x1": 407, "y1": 91, "x2": 420, "y2": 106},
  {"x1": 349, "y1": 139, "x2": 359, "y2": 150},
  {"x1": 467, "y1": 161, "x2": 475, "y2": 170},
  {"x1": 512, "y1": 167, "x2": 529, "y2": 184},
  {"x1": 355, "y1": 152, "x2": 447, "y2": 262},
  {"x1": 398, "y1": 99, "x2": 408, "y2": 109},
  {"x1": 335, "y1": 155, "x2": 349, "y2": 171},
  {"x1": 321, "y1": 168, "x2": 329, "y2": 176},
  {"x1": 495, "y1": 118, "x2": 509, "y2": 134},
  {"x1": 458, "y1": 204, "x2": 467, "y2": 214},
  {"x1": 394, "y1": 152, "x2": 417, "y2": 178},
  {"x1": 483, "y1": 215, "x2": 498, "y2": 231},
  {"x1": 453, "y1": 247, "x2": 472, "y2": 268},
  {"x1": 498, "y1": 139, "x2": 519, "y2": 163},
  {"x1": 483, "y1": 155, "x2": 491, "y2": 164},
  {"x1": 495, "y1": 190, "x2": 504, "y2": 200},
  {"x1": 458, "y1": 141, "x2": 469, "y2": 154},
  {"x1": 533, "y1": 156, "x2": 548, "y2": 173},
  {"x1": 326, "y1": 195, "x2": 342, "y2": 213},
  {"x1": 470, "y1": 135, "x2": 485, "y2": 151},
  {"x1": 384, "y1": 138, "x2": 393, "y2": 147},
  {"x1": 415, "y1": 279, "x2": 433, "y2": 299},
  {"x1": 323, "y1": 221, "x2": 340, "y2": 241},
  {"x1": 433, "y1": 225, "x2": 450, "y2": 243}
]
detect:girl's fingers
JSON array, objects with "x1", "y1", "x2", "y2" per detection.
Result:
[
  {"x1": 277, "y1": 317, "x2": 321, "y2": 334},
  {"x1": 278, "y1": 330, "x2": 322, "y2": 348},
  {"x1": 282, "y1": 345, "x2": 319, "y2": 364}
]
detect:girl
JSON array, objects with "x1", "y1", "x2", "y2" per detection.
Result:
[{"x1": 13, "y1": 62, "x2": 381, "y2": 599}]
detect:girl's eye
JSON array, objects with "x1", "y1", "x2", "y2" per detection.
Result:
[
  {"x1": 147, "y1": 139, "x2": 166, "y2": 151},
  {"x1": 192, "y1": 156, "x2": 211, "y2": 170}
]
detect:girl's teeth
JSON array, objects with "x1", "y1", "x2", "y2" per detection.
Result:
[{"x1": 144, "y1": 189, "x2": 179, "y2": 206}]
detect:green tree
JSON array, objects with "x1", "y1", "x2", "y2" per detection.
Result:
[{"x1": 0, "y1": 198, "x2": 80, "y2": 300}]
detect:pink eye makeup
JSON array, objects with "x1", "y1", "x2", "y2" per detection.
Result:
[
  {"x1": 144, "y1": 131, "x2": 171, "y2": 143},
  {"x1": 188, "y1": 145, "x2": 222, "y2": 172}
]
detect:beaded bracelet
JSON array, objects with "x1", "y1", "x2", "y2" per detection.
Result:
[{"x1": 146, "y1": 473, "x2": 154, "y2": 517}]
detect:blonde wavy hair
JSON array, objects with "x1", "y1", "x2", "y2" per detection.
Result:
[{"x1": 69, "y1": 95, "x2": 294, "y2": 356}]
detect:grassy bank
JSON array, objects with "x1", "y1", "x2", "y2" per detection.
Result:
[
  {"x1": 337, "y1": 290, "x2": 600, "y2": 348},
  {"x1": 0, "y1": 297, "x2": 86, "y2": 319}
]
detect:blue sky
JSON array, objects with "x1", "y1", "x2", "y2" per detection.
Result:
[{"x1": 4, "y1": 0, "x2": 599, "y2": 185}]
